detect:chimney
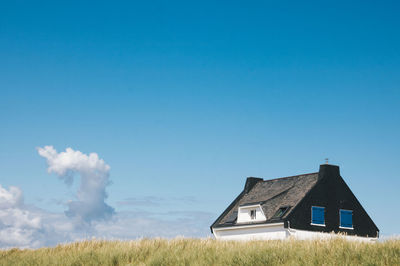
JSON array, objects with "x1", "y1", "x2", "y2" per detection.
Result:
[
  {"x1": 244, "y1": 177, "x2": 263, "y2": 193},
  {"x1": 318, "y1": 163, "x2": 340, "y2": 180}
]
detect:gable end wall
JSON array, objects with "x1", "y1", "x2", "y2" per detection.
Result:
[{"x1": 287, "y1": 165, "x2": 379, "y2": 238}]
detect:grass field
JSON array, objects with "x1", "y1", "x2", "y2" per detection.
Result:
[{"x1": 1, "y1": 238, "x2": 399, "y2": 265}]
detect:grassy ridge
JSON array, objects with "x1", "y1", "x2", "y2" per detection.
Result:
[{"x1": 1, "y1": 238, "x2": 399, "y2": 265}]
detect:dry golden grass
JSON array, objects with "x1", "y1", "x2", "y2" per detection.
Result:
[{"x1": 1, "y1": 238, "x2": 399, "y2": 265}]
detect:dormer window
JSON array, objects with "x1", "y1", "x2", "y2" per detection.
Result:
[
  {"x1": 250, "y1": 209, "x2": 256, "y2": 220},
  {"x1": 273, "y1": 207, "x2": 289, "y2": 219},
  {"x1": 237, "y1": 203, "x2": 266, "y2": 223}
]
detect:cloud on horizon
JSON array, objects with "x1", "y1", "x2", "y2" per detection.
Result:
[
  {"x1": 117, "y1": 195, "x2": 198, "y2": 207},
  {"x1": 0, "y1": 185, "x2": 44, "y2": 248},
  {"x1": 37, "y1": 146, "x2": 114, "y2": 223},
  {"x1": 0, "y1": 184, "x2": 214, "y2": 248},
  {"x1": 0, "y1": 146, "x2": 215, "y2": 249}
]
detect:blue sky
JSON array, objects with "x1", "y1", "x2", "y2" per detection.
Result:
[{"x1": 1, "y1": 1, "x2": 399, "y2": 247}]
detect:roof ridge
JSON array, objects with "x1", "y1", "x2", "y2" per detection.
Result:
[{"x1": 261, "y1": 172, "x2": 318, "y2": 182}]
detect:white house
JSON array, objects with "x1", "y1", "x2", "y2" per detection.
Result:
[{"x1": 210, "y1": 164, "x2": 379, "y2": 242}]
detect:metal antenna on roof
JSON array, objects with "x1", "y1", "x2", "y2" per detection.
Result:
[{"x1": 325, "y1": 158, "x2": 329, "y2": 164}]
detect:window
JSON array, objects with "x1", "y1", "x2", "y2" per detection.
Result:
[
  {"x1": 250, "y1": 209, "x2": 256, "y2": 220},
  {"x1": 311, "y1": 206, "x2": 325, "y2": 225},
  {"x1": 273, "y1": 207, "x2": 289, "y2": 218},
  {"x1": 340, "y1": 209, "x2": 353, "y2": 229}
]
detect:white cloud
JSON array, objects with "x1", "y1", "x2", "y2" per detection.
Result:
[
  {"x1": 93, "y1": 210, "x2": 214, "y2": 240},
  {"x1": 0, "y1": 184, "x2": 214, "y2": 249},
  {"x1": 37, "y1": 146, "x2": 114, "y2": 223},
  {"x1": 0, "y1": 185, "x2": 23, "y2": 209},
  {"x1": 0, "y1": 146, "x2": 215, "y2": 249},
  {"x1": 0, "y1": 185, "x2": 44, "y2": 248}
]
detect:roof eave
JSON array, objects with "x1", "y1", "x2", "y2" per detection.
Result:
[{"x1": 212, "y1": 218, "x2": 287, "y2": 229}]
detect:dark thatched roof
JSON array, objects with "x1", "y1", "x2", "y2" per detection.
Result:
[{"x1": 212, "y1": 172, "x2": 319, "y2": 228}]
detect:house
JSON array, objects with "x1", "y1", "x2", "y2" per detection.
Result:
[{"x1": 210, "y1": 164, "x2": 379, "y2": 241}]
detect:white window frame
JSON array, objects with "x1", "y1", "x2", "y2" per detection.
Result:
[
  {"x1": 339, "y1": 209, "x2": 354, "y2": 230},
  {"x1": 310, "y1": 206, "x2": 326, "y2": 227}
]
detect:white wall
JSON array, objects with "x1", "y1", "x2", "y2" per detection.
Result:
[
  {"x1": 213, "y1": 224, "x2": 377, "y2": 242},
  {"x1": 213, "y1": 223, "x2": 286, "y2": 240},
  {"x1": 287, "y1": 228, "x2": 378, "y2": 242}
]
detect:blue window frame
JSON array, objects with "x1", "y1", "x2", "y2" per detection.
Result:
[
  {"x1": 311, "y1": 206, "x2": 325, "y2": 225},
  {"x1": 340, "y1": 209, "x2": 353, "y2": 228}
]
